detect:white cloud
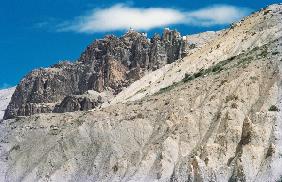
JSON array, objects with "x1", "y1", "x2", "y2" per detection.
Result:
[
  {"x1": 57, "y1": 4, "x2": 251, "y2": 33},
  {"x1": 186, "y1": 5, "x2": 251, "y2": 26}
]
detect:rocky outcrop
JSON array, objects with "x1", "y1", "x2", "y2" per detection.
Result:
[
  {"x1": 53, "y1": 95, "x2": 98, "y2": 113},
  {"x1": 4, "y1": 28, "x2": 191, "y2": 119},
  {"x1": 53, "y1": 91, "x2": 112, "y2": 113},
  {"x1": 4, "y1": 65, "x2": 78, "y2": 118}
]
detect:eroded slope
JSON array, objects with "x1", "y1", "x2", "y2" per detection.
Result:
[
  {"x1": 111, "y1": 4, "x2": 282, "y2": 104},
  {"x1": 0, "y1": 87, "x2": 15, "y2": 120},
  {"x1": 1, "y1": 37, "x2": 281, "y2": 181}
]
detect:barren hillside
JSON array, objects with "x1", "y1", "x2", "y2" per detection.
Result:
[{"x1": 0, "y1": 4, "x2": 282, "y2": 182}]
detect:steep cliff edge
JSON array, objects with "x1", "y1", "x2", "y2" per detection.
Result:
[
  {"x1": 5, "y1": 28, "x2": 212, "y2": 119},
  {"x1": 0, "y1": 3, "x2": 282, "y2": 182}
]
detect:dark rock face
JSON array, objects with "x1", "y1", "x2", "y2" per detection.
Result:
[
  {"x1": 53, "y1": 95, "x2": 102, "y2": 113},
  {"x1": 4, "y1": 28, "x2": 188, "y2": 119},
  {"x1": 5, "y1": 67, "x2": 78, "y2": 118}
]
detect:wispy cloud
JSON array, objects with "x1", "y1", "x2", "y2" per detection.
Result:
[
  {"x1": 185, "y1": 5, "x2": 251, "y2": 26},
  {"x1": 34, "y1": 17, "x2": 60, "y2": 31},
  {"x1": 57, "y1": 4, "x2": 251, "y2": 33}
]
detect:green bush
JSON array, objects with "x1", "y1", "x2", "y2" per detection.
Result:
[
  {"x1": 225, "y1": 95, "x2": 239, "y2": 103},
  {"x1": 260, "y1": 49, "x2": 268, "y2": 58},
  {"x1": 212, "y1": 65, "x2": 223, "y2": 73},
  {"x1": 269, "y1": 105, "x2": 279, "y2": 112},
  {"x1": 183, "y1": 73, "x2": 195, "y2": 82},
  {"x1": 276, "y1": 176, "x2": 282, "y2": 182},
  {"x1": 194, "y1": 69, "x2": 205, "y2": 78},
  {"x1": 157, "y1": 82, "x2": 179, "y2": 95}
]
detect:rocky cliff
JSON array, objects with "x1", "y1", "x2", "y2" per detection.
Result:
[
  {"x1": 4, "y1": 28, "x2": 196, "y2": 119},
  {"x1": 1, "y1": 3, "x2": 282, "y2": 182}
]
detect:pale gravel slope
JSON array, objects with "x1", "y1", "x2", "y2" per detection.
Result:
[
  {"x1": 0, "y1": 87, "x2": 15, "y2": 120},
  {"x1": 111, "y1": 4, "x2": 282, "y2": 105},
  {"x1": 0, "y1": 30, "x2": 281, "y2": 182}
]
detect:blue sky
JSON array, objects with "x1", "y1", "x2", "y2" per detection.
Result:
[{"x1": 0, "y1": 0, "x2": 280, "y2": 88}]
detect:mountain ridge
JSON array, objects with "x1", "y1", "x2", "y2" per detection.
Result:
[
  {"x1": 0, "y1": 3, "x2": 282, "y2": 182},
  {"x1": 4, "y1": 27, "x2": 217, "y2": 119},
  {"x1": 111, "y1": 4, "x2": 282, "y2": 104}
]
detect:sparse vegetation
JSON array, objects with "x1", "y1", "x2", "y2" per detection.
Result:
[
  {"x1": 136, "y1": 88, "x2": 147, "y2": 94},
  {"x1": 156, "y1": 82, "x2": 181, "y2": 95},
  {"x1": 237, "y1": 56, "x2": 253, "y2": 67},
  {"x1": 10, "y1": 144, "x2": 20, "y2": 152},
  {"x1": 269, "y1": 105, "x2": 279, "y2": 112},
  {"x1": 225, "y1": 94, "x2": 239, "y2": 103},
  {"x1": 183, "y1": 73, "x2": 195, "y2": 82},
  {"x1": 250, "y1": 76, "x2": 258, "y2": 81},
  {"x1": 112, "y1": 164, "x2": 118, "y2": 172},
  {"x1": 211, "y1": 64, "x2": 223, "y2": 73},
  {"x1": 136, "y1": 113, "x2": 144, "y2": 119},
  {"x1": 276, "y1": 176, "x2": 282, "y2": 182},
  {"x1": 182, "y1": 64, "x2": 225, "y2": 83},
  {"x1": 194, "y1": 69, "x2": 205, "y2": 78},
  {"x1": 76, "y1": 119, "x2": 85, "y2": 126},
  {"x1": 157, "y1": 58, "x2": 234, "y2": 95},
  {"x1": 156, "y1": 32, "x2": 273, "y2": 96},
  {"x1": 216, "y1": 112, "x2": 221, "y2": 120},
  {"x1": 231, "y1": 103, "x2": 238, "y2": 109},
  {"x1": 220, "y1": 79, "x2": 228, "y2": 86},
  {"x1": 260, "y1": 48, "x2": 268, "y2": 58}
]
